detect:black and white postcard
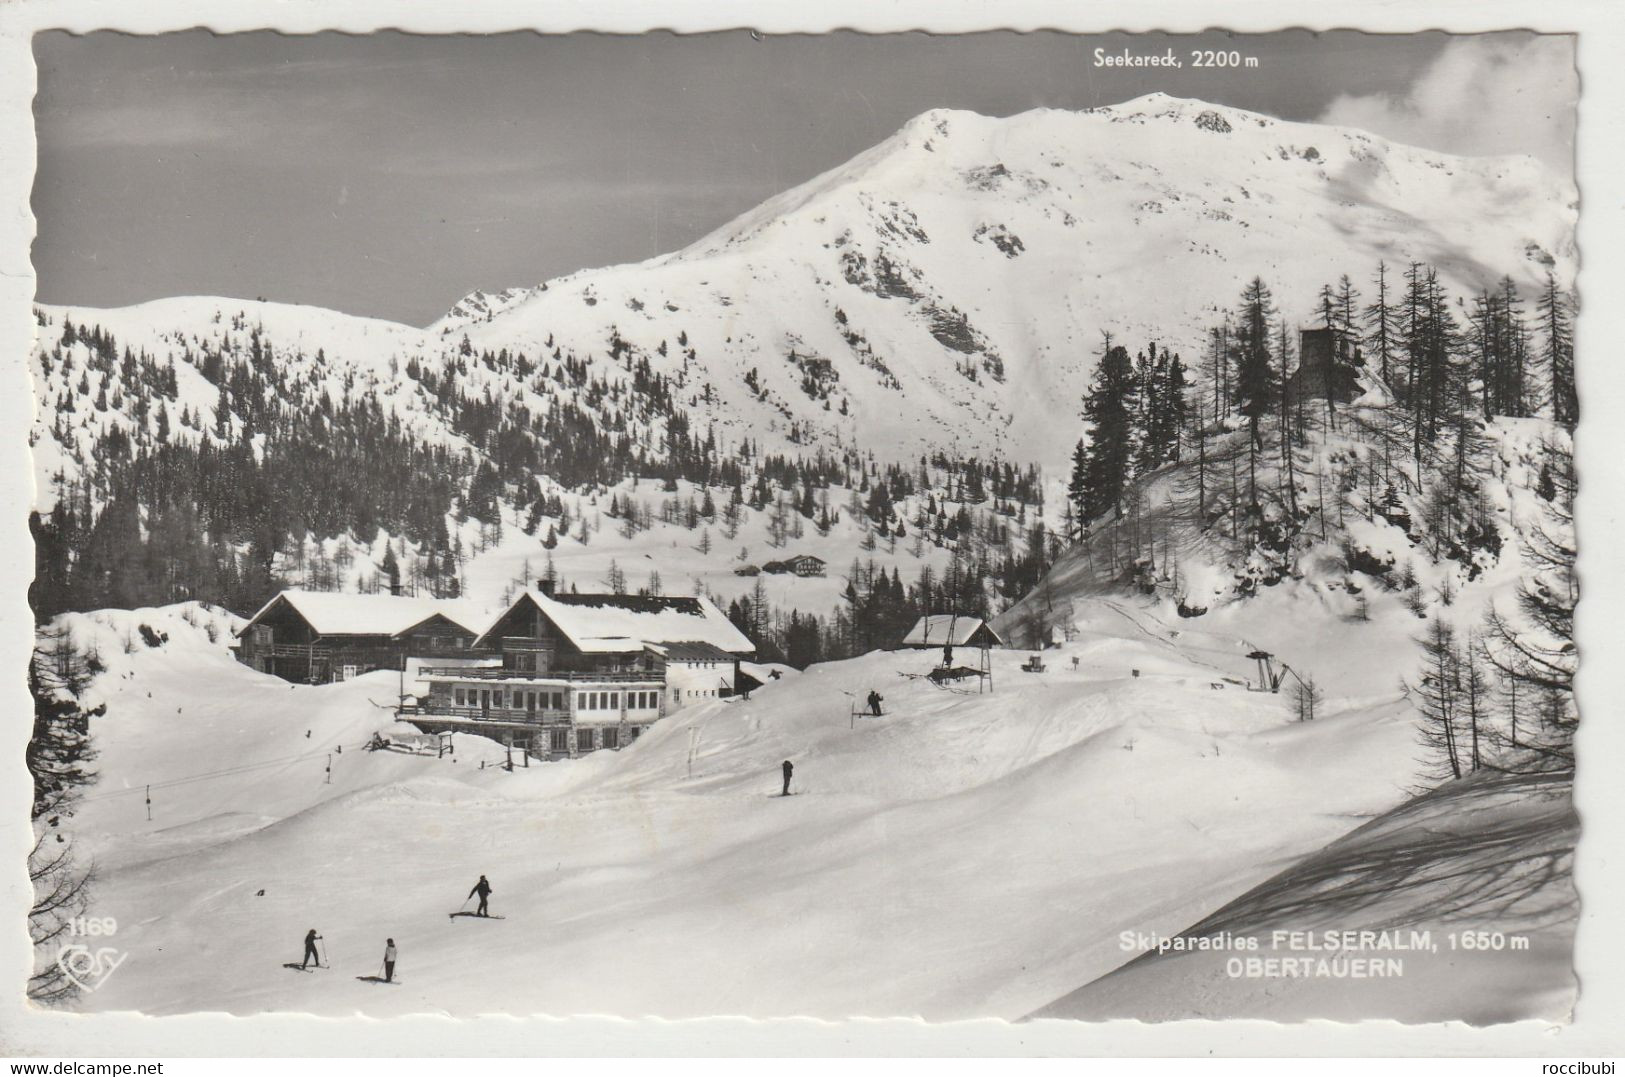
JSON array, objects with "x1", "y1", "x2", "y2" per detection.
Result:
[{"x1": 5, "y1": 1, "x2": 1623, "y2": 1060}]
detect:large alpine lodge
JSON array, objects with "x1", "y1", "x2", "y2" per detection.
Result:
[
  {"x1": 236, "y1": 584, "x2": 756, "y2": 760},
  {"x1": 405, "y1": 584, "x2": 756, "y2": 759}
]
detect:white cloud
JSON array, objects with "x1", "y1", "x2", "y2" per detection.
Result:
[{"x1": 1319, "y1": 35, "x2": 1575, "y2": 178}]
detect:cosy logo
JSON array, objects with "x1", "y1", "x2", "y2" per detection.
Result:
[{"x1": 55, "y1": 944, "x2": 128, "y2": 993}]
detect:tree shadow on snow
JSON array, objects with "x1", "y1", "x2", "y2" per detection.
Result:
[{"x1": 1118, "y1": 769, "x2": 1580, "y2": 975}]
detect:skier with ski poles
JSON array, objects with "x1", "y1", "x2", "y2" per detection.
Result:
[
  {"x1": 382, "y1": 938, "x2": 397, "y2": 983},
  {"x1": 300, "y1": 928, "x2": 323, "y2": 970},
  {"x1": 468, "y1": 874, "x2": 493, "y2": 917}
]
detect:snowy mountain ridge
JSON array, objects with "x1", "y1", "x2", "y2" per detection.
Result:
[
  {"x1": 28, "y1": 93, "x2": 1574, "y2": 624},
  {"x1": 36, "y1": 94, "x2": 1574, "y2": 482},
  {"x1": 430, "y1": 93, "x2": 1572, "y2": 465}
]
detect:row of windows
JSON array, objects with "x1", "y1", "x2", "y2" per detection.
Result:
[
  {"x1": 575, "y1": 689, "x2": 661, "y2": 711},
  {"x1": 539, "y1": 726, "x2": 645, "y2": 753},
  {"x1": 572, "y1": 725, "x2": 644, "y2": 752},
  {"x1": 453, "y1": 687, "x2": 567, "y2": 711},
  {"x1": 448, "y1": 686, "x2": 661, "y2": 712}
]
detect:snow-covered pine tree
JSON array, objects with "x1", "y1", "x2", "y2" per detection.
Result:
[
  {"x1": 1067, "y1": 438, "x2": 1090, "y2": 529},
  {"x1": 1071, "y1": 335, "x2": 1137, "y2": 526},
  {"x1": 1232, "y1": 277, "x2": 1277, "y2": 504},
  {"x1": 1404, "y1": 266, "x2": 1466, "y2": 480},
  {"x1": 1538, "y1": 271, "x2": 1577, "y2": 427}
]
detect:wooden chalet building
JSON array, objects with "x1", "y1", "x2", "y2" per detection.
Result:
[
  {"x1": 762, "y1": 554, "x2": 827, "y2": 577},
  {"x1": 234, "y1": 590, "x2": 488, "y2": 684},
  {"x1": 406, "y1": 585, "x2": 756, "y2": 759}
]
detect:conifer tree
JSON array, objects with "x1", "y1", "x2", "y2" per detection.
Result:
[
  {"x1": 1071, "y1": 336, "x2": 1137, "y2": 525},
  {"x1": 1538, "y1": 272, "x2": 1577, "y2": 427},
  {"x1": 1231, "y1": 277, "x2": 1277, "y2": 504},
  {"x1": 1335, "y1": 274, "x2": 1362, "y2": 336},
  {"x1": 1409, "y1": 616, "x2": 1464, "y2": 780},
  {"x1": 1067, "y1": 438, "x2": 1090, "y2": 530}
]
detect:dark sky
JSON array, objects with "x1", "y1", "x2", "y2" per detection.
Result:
[{"x1": 31, "y1": 30, "x2": 1574, "y2": 326}]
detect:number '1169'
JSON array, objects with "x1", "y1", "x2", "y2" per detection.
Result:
[{"x1": 68, "y1": 916, "x2": 118, "y2": 936}]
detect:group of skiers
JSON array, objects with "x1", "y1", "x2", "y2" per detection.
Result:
[
  {"x1": 298, "y1": 931, "x2": 398, "y2": 981},
  {"x1": 774, "y1": 687, "x2": 887, "y2": 796},
  {"x1": 294, "y1": 875, "x2": 493, "y2": 982}
]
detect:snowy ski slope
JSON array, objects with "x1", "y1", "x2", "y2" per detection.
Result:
[{"x1": 61, "y1": 598, "x2": 1422, "y2": 1019}]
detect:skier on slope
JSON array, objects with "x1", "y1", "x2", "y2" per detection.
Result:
[
  {"x1": 383, "y1": 938, "x2": 398, "y2": 983},
  {"x1": 300, "y1": 928, "x2": 322, "y2": 970},
  {"x1": 781, "y1": 759, "x2": 793, "y2": 797},
  {"x1": 468, "y1": 874, "x2": 493, "y2": 917},
  {"x1": 867, "y1": 690, "x2": 883, "y2": 716}
]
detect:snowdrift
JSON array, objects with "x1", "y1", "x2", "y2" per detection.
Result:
[{"x1": 1029, "y1": 769, "x2": 1577, "y2": 1024}]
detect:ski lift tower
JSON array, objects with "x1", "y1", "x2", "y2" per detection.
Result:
[
  {"x1": 1247, "y1": 649, "x2": 1281, "y2": 693},
  {"x1": 906, "y1": 613, "x2": 1000, "y2": 694}
]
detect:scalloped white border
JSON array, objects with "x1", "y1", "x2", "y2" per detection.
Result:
[{"x1": 1, "y1": 0, "x2": 1620, "y2": 1059}]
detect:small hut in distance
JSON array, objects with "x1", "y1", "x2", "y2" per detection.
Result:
[{"x1": 901, "y1": 615, "x2": 1004, "y2": 651}]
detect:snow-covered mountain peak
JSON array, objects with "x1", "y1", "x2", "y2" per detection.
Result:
[
  {"x1": 417, "y1": 99, "x2": 1571, "y2": 468},
  {"x1": 436, "y1": 286, "x2": 529, "y2": 327}
]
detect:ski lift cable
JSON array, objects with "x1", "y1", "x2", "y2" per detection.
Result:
[
  {"x1": 73, "y1": 751, "x2": 335, "y2": 803},
  {"x1": 73, "y1": 736, "x2": 381, "y2": 804}
]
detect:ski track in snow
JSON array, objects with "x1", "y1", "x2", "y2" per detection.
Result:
[{"x1": 58, "y1": 597, "x2": 1429, "y2": 1020}]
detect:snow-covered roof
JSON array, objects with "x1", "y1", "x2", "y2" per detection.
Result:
[
  {"x1": 476, "y1": 591, "x2": 754, "y2": 655},
  {"x1": 543, "y1": 593, "x2": 755, "y2": 655},
  {"x1": 239, "y1": 590, "x2": 493, "y2": 639},
  {"x1": 901, "y1": 615, "x2": 1003, "y2": 648},
  {"x1": 650, "y1": 641, "x2": 739, "y2": 663}
]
